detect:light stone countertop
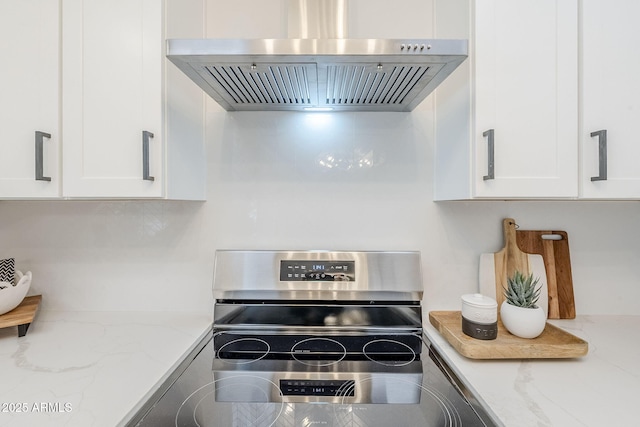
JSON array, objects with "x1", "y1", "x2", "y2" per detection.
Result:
[
  {"x1": 424, "y1": 315, "x2": 640, "y2": 427},
  {"x1": 1, "y1": 309, "x2": 636, "y2": 427},
  {"x1": 0, "y1": 310, "x2": 211, "y2": 427}
]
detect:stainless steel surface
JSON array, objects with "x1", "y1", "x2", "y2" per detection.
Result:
[
  {"x1": 35, "y1": 131, "x2": 51, "y2": 182},
  {"x1": 167, "y1": 38, "x2": 467, "y2": 112},
  {"x1": 590, "y1": 129, "x2": 608, "y2": 181},
  {"x1": 142, "y1": 130, "x2": 155, "y2": 182},
  {"x1": 212, "y1": 250, "x2": 423, "y2": 301},
  {"x1": 288, "y1": 0, "x2": 348, "y2": 39},
  {"x1": 482, "y1": 129, "x2": 495, "y2": 181}
]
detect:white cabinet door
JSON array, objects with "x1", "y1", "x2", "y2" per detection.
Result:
[
  {"x1": 434, "y1": 0, "x2": 578, "y2": 200},
  {"x1": 62, "y1": 0, "x2": 163, "y2": 198},
  {"x1": 0, "y1": 0, "x2": 60, "y2": 198},
  {"x1": 474, "y1": 0, "x2": 578, "y2": 198},
  {"x1": 581, "y1": 0, "x2": 640, "y2": 199}
]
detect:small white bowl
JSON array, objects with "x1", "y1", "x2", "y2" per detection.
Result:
[{"x1": 0, "y1": 271, "x2": 32, "y2": 315}]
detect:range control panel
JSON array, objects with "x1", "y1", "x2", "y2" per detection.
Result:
[
  {"x1": 279, "y1": 260, "x2": 355, "y2": 282},
  {"x1": 280, "y1": 380, "x2": 355, "y2": 396}
]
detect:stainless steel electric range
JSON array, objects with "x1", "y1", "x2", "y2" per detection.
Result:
[{"x1": 130, "y1": 250, "x2": 496, "y2": 427}]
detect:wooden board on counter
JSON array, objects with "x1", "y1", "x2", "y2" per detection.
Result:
[
  {"x1": 429, "y1": 310, "x2": 588, "y2": 359},
  {"x1": 493, "y1": 218, "x2": 531, "y2": 309},
  {"x1": 516, "y1": 229, "x2": 576, "y2": 319},
  {"x1": 0, "y1": 295, "x2": 42, "y2": 337}
]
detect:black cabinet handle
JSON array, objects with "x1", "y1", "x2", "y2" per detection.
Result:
[
  {"x1": 482, "y1": 129, "x2": 495, "y2": 181},
  {"x1": 142, "y1": 130, "x2": 155, "y2": 181},
  {"x1": 35, "y1": 131, "x2": 51, "y2": 182},
  {"x1": 590, "y1": 130, "x2": 607, "y2": 181}
]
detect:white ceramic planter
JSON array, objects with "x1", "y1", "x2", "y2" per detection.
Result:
[
  {"x1": 0, "y1": 271, "x2": 32, "y2": 315},
  {"x1": 500, "y1": 301, "x2": 546, "y2": 339}
]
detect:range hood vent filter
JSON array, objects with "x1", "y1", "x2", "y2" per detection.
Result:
[
  {"x1": 205, "y1": 64, "x2": 317, "y2": 107},
  {"x1": 324, "y1": 64, "x2": 438, "y2": 107},
  {"x1": 195, "y1": 60, "x2": 449, "y2": 110}
]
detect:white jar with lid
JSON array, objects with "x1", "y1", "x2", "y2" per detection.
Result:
[
  {"x1": 461, "y1": 293, "x2": 498, "y2": 340},
  {"x1": 461, "y1": 293, "x2": 498, "y2": 324}
]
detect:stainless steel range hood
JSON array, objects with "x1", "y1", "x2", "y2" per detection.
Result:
[{"x1": 166, "y1": 1, "x2": 467, "y2": 112}]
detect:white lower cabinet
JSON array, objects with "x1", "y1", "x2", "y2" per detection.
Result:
[
  {"x1": 0, "y1": 0, "x2": 61, "y2": 199},
  {"x1": 61, "y1": 0, "x2": 206, "y2": 200},
  {"x1": 580, "y1": 0, "x2": 640, "y2": 199},
  {"x1": 434, "y1": 0, "x2": 579, "y2": 200}
]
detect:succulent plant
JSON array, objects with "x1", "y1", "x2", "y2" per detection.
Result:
[{"x1": 503, "y1": 271, "x2": 541, "y2": 309}]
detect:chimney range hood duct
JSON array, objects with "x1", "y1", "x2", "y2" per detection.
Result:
[{"x1": 167, "y1": 0, "x2": 467, "y2": 112}]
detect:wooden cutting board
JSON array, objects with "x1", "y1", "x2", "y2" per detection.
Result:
[
  {"x1": 492, "y1": 218, "x2": 532, "y2": 309},
  {"x1": 516, "y1": 230, "x2": 576, "y2": 319},
  {"x1": 479, "y1": 252, "x2": 548, "y2": 317},
  {"x1": 429, "y1": 311, "x2": 588, "y2": 359}
]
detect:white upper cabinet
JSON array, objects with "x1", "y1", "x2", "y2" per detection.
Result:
[
  {"x1": 62, "y1": 0, "x2": 206, "y2": 199},
  {"x1": 581, "y1": 0, "x2": 640, "y2": 199},
  {"x1": 0, "y1": 0, "x2": 61, "y2": 199},
  {"x1": 434, "y1": 0, "x2": 579, "y2": 200}
]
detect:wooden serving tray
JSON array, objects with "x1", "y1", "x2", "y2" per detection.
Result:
[
  {"x1": 429, "y1": 311, "x2": 588, "y2": 359},
  {"x1": 0, "y1": 295, "x2": 42, "y2": 337}
]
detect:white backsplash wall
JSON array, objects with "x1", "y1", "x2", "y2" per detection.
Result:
[
  {"x1": 0, "y1": 0, "x2": 639, "y2": 315},
  {"x1": 2, "y1": 107, "x2": 639, "y2": 315}
]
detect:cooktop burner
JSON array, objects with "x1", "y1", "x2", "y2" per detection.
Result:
[
  {"x1": 363, "y1": 339, "x2": 416, "y2": 366},
  {"x1": 176, "y1": 375, "x2": 285, "y2": 426}
]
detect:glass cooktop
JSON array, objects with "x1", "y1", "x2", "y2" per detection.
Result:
[{"x1": 129, "y1": 331, "x2": 496, "y2": 427}]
